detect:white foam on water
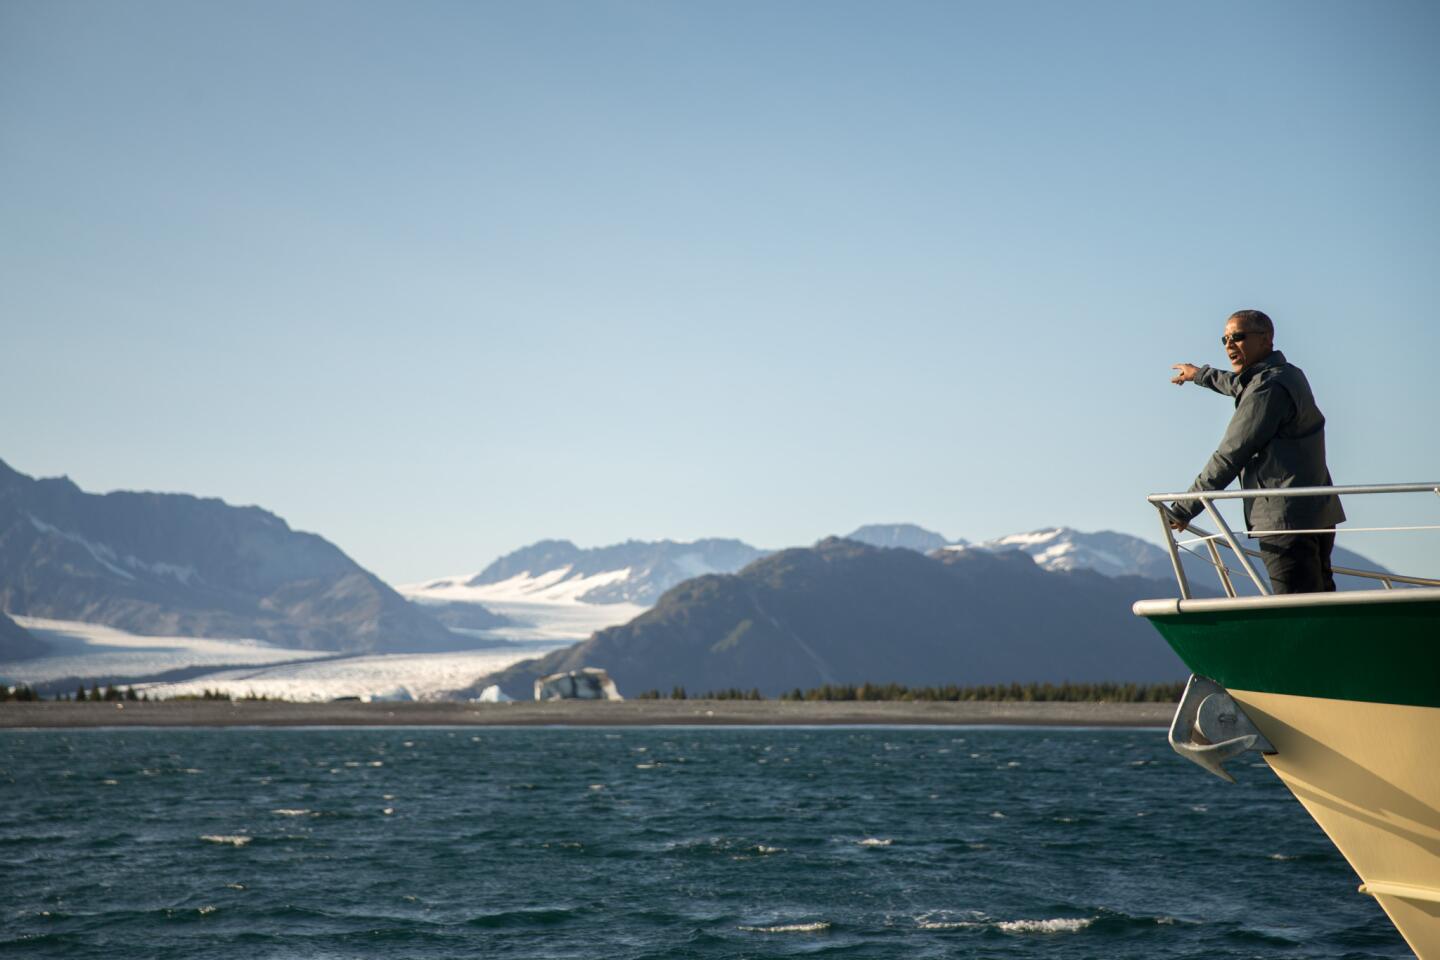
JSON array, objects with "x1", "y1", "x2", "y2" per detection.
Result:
[
  {"x1": 271, "y1": 809, "x2": 310, "y2": 817},
  {"x1": 857, "y1": 838, "x2": 892, "y2": 847},
  {"x1": 990, "y1": 811, "x2": 1006, "y2": 819},
  {"x1": 996, "y1": 918, "x2": 1094, "y2": 934},
  {"x1": 918, "y1": 920, "x2": 981, "y2": 930},
  {"x1": 1268, "y1": 853, "x2": 1299, "y2": 860},
  {"x1": 200, "y1": 835, "x2": 252, "y2": 847},
  {"x1": 754, "y1": 845, "x2": 784, "y2": 854},
  {"x1": 738, "y1": 922, "x2": 831, "y2": 933}
]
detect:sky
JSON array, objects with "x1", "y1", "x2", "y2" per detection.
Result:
[{"x1": 2, "y1": 0, "x2": 1437, "y2": 584}]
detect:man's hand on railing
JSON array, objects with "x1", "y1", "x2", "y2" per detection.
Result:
[
  {"x1": 1170, "y1": 363, "x2": 1200, "y2": 385},
  {"x1": 1164, "y1": 504, "x2": 1192, "y2": 532}
]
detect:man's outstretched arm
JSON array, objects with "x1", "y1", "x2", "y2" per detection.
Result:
[{"x1": 1172, "y1": 363, "x2": 1241, "y2": 396}]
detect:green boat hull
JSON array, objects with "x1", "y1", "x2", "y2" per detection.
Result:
[{"x1": 1142, "y1": 594, "x2": 1440, "y2": 708}]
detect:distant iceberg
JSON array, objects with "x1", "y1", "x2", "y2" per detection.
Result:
[{"x1": 473, "y1": 684, "x2": 512, "y2": 703}]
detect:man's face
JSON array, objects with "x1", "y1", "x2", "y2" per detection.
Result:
[{"x1": 1222, "y1": 316, "x2": 1272, "y2": 373}]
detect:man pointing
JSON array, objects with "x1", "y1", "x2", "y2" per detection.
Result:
[{"x1": 1168, "y1": 309, "x2": 1344, "y2": 594}]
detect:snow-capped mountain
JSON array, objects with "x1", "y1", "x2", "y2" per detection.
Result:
[
  {"x1": 950, "y1": 526, "x2": 1388, "y2": 593},
  {"x1": 398, "y1": 538, "x2": 769, "y2": 645},
  {"x1": 0, "y1": 458, "x2": 458, "y2": 654},
  {"x1": 404, "y1": 538, "x2": 766, "y2": 607},
  {"x1": 953, "y1": 527, "x2": 1175, "y2": 579},
  {"x1": 844, "y1": 523, "x2": 1166, "y2": 578}
]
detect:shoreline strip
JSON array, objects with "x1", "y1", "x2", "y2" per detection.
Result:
[{"x1": 0, "y1": 700, "x2": 1173, "y2": 729}]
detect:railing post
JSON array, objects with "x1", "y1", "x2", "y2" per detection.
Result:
[
  {"x1": 1205, "y1": 539, "x2": 1237, "y2": 598},
  {"x1": 1200, "y1": 498, "x2": 1270, "y2": 596},
  {"x1": 1157, "y1": 504, "x2": 1192, "y2": 600}
]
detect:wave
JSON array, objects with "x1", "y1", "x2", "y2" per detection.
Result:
[
  {"x1": 915, "y1": 912, "x2": 1096, "y2": 934},
  {"x1": 199, "y1": 834, "x2": 251, "y2": 846},
  {"x1": 998, "y1": 917, "x2": 1094, "y2": 933},
  {"x1": 738, "y1": 921, "x2": 832, "y2": 933}
]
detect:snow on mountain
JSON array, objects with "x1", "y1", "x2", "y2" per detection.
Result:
[
  {"x1": 400, "y1": 538, "x2": 768, "y2": 645},
  {"x1": 458, "y1": 538, "x2": 767, "y2": 605},
  {"x1": 946, "y1": 525, "x2": 1389, "y2": 594},
  {"x1": 0, "y1": 615, "x2": 551, "y2": 701},
  {"x1": 951, "y1": 528, "x2": 1174, "y2": 580},
  {"x1": 0, "y1": 616, "x2": 330, "y2": 689},
  {"x1": 399, "y1": 570, "x2": 648, "y2": 646},
  {"x1": 416, "y1": 566, "x2": 637, "y2": 606},
  {"x1": 133, "y1": 645, "x2": 551, "y2": 702}
]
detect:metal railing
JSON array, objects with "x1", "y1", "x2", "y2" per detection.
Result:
[{"x1": 1146, "y1": 483, "x2": 1440, "y2": 599}]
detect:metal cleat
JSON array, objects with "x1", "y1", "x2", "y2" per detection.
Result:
[{"x1": 1167, "y1": 674, "x2": 1276, "y2": 783}]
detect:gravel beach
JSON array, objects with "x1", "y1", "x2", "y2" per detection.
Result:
[{"x1": 0, "y1": 699, "x2": 1173, "y2": 728}]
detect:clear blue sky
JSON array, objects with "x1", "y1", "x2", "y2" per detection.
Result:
[{"x1": 3, "y1": 0, "x2": 1437, "y2": 583}]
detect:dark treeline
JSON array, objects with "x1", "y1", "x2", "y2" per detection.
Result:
[
  {"x1": 635, "y1": 687, "x2": 765, "y2": 701},
  {"x1": 636, "y1": 681, "x2": 1184, "y2": 703},
  {"x1": 0, "y1": 685, "x2": 269, "y2": 703},
  {"x1": 0, "y1": 683, "x2": 147, "y2": 702}
]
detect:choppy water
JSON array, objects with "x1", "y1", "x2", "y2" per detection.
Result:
[{"x1": 0, "y1": 727, "x2": 1409, "y2": 958}]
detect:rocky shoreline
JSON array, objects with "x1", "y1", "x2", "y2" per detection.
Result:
[{"x1": 0, "y1": 699, "x2": 1173, "y2": 728}]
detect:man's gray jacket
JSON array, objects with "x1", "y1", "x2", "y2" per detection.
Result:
[{"x1": 1171, "y1": 350, "x2": 1345, "y2": 533}]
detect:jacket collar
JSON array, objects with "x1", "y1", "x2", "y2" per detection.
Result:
[{"x1": 1238, "y1": 349, "x2": 1286, "y2": 386}]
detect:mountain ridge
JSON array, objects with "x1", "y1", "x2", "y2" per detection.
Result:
[
  {"x1": 0, "y1": 458, "x2": 463, "y2": 653},
  {"x1": 473, "y1": 537, "x2": 1190, "y2": 699}
]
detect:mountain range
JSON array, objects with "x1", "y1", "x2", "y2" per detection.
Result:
[
  {"x1": 473, "y1": 538, "x2": 1192, "y2": 699},
  {"x1": 2, "y1": 457, "x2": 1396, "y2": 700},
  {"x1": 847, "y1": 522, "x2": 1385, "y2": 592},
  {"x1": 0, "y1": 459, "x2": 460, "y2": 654}
]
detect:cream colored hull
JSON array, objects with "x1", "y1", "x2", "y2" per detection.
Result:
[{"x1": 1234, "y1": 689, "x2": 1440, "y2": 959}]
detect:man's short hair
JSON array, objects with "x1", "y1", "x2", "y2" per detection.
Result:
[{"x1": 1229, "y1": 309, "x2": 1274, "y2": 335}]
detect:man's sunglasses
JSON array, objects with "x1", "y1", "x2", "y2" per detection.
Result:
[{"x1": 1221, "y1": 332, "x2": 1255, "y2": 346}]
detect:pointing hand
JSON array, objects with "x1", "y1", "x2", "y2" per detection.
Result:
[{"x1": 1170, "y1": 363, "x2": 1199, "y2": 385}]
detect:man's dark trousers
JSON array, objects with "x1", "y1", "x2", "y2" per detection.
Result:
[{"x1": 1260, "y1": 532, "x2": 1337, "y2": 594}]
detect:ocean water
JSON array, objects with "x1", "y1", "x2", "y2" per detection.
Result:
[{"x1": 0, "y1": 726, "x2": 1409, "y2": 959}]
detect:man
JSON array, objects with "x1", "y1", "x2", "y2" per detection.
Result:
[{"x1": 1169, "y1": 309, "x2": 1344, "y2": 594}]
